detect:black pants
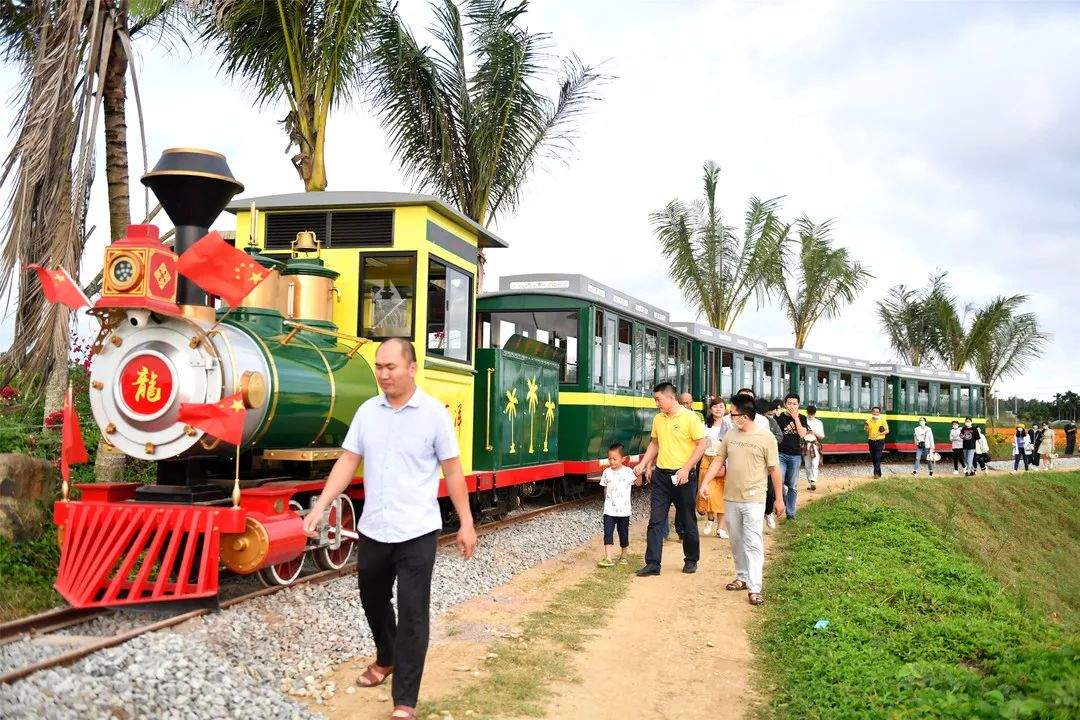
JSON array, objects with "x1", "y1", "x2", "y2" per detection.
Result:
[
  {"x1": 764, "y1": 475, "x2": 776, "y2": 518},
  {"x1": 603, "y1": 514, "x2": 630, "y2": 547},
  {"x1": 1066, "y1": 433, "x2": 1076, "y2": 455},
  {"x1": 1014, "y1": 453, "x2": 1029, "y2": 471},
  {"x1": 868, "y1": 439, "x2": 885, "y2": 477},
  {"x1": 975, "y1": 452, "x2": 988, "y2": 470},
  {"x1": 356, "y1": 529, "x2": 439, "y2": 708},
  {"x1": 952, "y1": 448, "x2": 964, "y2": 471},
  {"x1": 645, "y1": 468, "x2": 699, "y2": 568}
]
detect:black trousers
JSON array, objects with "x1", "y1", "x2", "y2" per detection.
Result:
[
  {"x1": 645, "y1": 468, "x2": 699, "y2": 568},
  {"x1": 952, "y1": 448, "x2": 964, "y2": 471},
  {"x1": 356, "y1": 529, "x2": 439, "y2": 708},
  {"x1": 603, "y1": 514, "x2": 630, "y2": 547},
  {"x1": 868, "y1": 439, "x2": 885, "y2": 476},
  {"x1": 1066, "y1": 433, "x2": 1076, "y2": 455}
]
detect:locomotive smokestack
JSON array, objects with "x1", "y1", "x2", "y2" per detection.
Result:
[{"x1": 141, "y1": 148, "x2": 244, "y2": 308}]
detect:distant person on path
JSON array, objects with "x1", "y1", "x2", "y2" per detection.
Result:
[
  {"x1": 1029, "y1": 424, "x2": 1043, "y2": 467},
  {"x1": 758, "y1": 396, "x2": 785, "y2": 530},
  {"x1": 698, "y1": 397, "x2": 732, "y2": 538},
  {"x1": 802, "y1": 405, "x2": 825, "y2": 490},
  {"x1": 680, "y1": 391, "x2": 695, "y2": 411},
  {"x1": 775, "y1": 393, "x2": 808, "y2": 518},
  {"x1": 950, "y1": 420, "x2": 963, "y2": 474},
  {"x1": 1012, "y1": 425, "x2": 1031, "y2": 473},
  {"x1": 302, "y1": 338, "x2": 476, "y2": 720},
  {"x1": 959, "y1": 417, "x2": 980, "y2": 476},
  {"x1": 633, "y1": 382, "x2": 708, "y2": 576},
  {"x1": 700, "y1": 394, "x2": 785, "y2": 606},
  {"x1": 864, "y1": 406, "x2": 889, "y2": 478},
  {"x1": 1038, "y1": 422, "x2": 1056, "y2": 470},
  {"x1": 912, "y1": 417, "x2": 935, "y2": 477},
  {"x1": 597, "y1": 443, "x2": 638, "y2": 567},
  {"x1": 974, "y1": 431, "x2": 990, "y2": 474},
  {"x1": 1065, "y1": 420, "x2": 1076, "y2": 455}
]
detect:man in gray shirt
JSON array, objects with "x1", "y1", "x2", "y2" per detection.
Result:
[{"x1": 303, "y1": 338, "x2": 476, "y2": 720}]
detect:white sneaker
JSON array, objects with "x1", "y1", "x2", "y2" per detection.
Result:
[
  {"x1": 953, "y1": 470, "x2": 960, "y2": 475},
  {"x1": 766, "y1": 514, "x2": 776, "y2": 530},
  {"x1": 702, "y1": 520, "x2": 715, "y2": 536},
  {"x1": 717, "y1": 528, "x2": 729, "y2": 539}
]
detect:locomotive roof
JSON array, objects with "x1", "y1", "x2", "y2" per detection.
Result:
[
  {"x1": 768, "y1": 347, "x2": 889, "y2": 376},
  {"x1": 869, "y1": 362, "x2": 981, "y2": 385},
  {"x1": 225, "y1": 191, "x2": 508, "y2": 249}
]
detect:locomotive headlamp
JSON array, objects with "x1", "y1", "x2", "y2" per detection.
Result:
[{"x1": 108, "y1": 252, "x2": 143, "y2": 292}]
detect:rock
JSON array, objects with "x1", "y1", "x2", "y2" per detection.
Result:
[
  {"x1": 345, "y1": 686, "x2": 356, "y2": 695},
  {"x1": 0, "y1": 453, "x2": 58, "y2": 501}
]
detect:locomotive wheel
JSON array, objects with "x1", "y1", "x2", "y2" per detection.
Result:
[
  {"x1": 519, "y1": 481, "x2": 544, "y2": 500},
  {"x1": 313, "y1": 494, "x2": 357, "y2": 571},
  {"x1": 257, "y1": 500, "x2": 306, "y2": 587}
]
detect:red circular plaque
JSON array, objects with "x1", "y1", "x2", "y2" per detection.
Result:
[{"x1": 118, "y1": 353, "x2": 174, "y2": 417}]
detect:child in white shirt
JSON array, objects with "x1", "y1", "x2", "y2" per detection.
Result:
[{"x1": 598, "y1": 442, "x2": 639, "y2": 567}]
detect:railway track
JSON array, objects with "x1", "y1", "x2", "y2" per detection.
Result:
[{"x1": 0, "y1": 495, "x2": 592, "y2": 686}]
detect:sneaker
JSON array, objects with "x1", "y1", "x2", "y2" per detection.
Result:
[
  {"x1": 618, "y1": 556, "x2": 629, "y2": 565},
  {"x1": 953, "y1": 470, "x2": 960, "y2": 475},
  {"x1": 766, "y1": 514, "x2": 777, "y2": 530},
  {"x1": 597, "y1": 558, "x2": 614, "y2": 568},
  {"x1": 808, "y1": 483, "x2": 816, "y2": 491},
  {"x1": 635, "y1": 565, "x2": 661, "y2": 577},
  {"x1": 717, "y1": 528, "x2": 729, "y2": 539},
  {"x1": 912, "y1": 470, "x2": 917, "y2": 476},
  {"x1": 929, "y1": 471, "x2": 933, "y2": 476},
  {"x1": 682, "y1": 561, "x2": 698, "y2": 574},
  {"x1": 702, "y1": 520, "x2": 715, "y2": 536}
]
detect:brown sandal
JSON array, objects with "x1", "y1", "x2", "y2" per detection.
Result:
[
  {"x1": 725, "y1": 579, "x2": 748, "y2": 591},
  {"x1": 748, "y1": 592, "x2": 764, "y2": 605},
  {"x1": 357, "y1": 663, "x2": 393, "y2": 687},
  {"x1": 390, "y1": 706, "x2": 416, "y2": 719}
]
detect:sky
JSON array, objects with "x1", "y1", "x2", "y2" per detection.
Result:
[{"x1": 1, "y1": 0, "x2": 1077, "y2": 400}]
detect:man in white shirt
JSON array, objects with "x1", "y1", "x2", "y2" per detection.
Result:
[
  {"x1": 803, "y1": 405, "x2": 826, "y2": 490},
  {"x1": 303, "y1": 338, "x2": 476, "y2": 720}
]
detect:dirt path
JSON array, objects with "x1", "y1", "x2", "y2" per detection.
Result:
[{"x1": 309, "y1": 473, "x2": 870, "y2": 720}]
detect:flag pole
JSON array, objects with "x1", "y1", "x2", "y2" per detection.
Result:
[
  {"x1": 232, "y1": 443, "x2": 242, "y2": 509},
  {"x1": 61, "y1": 381, "x2": 72, "y2": 503}
]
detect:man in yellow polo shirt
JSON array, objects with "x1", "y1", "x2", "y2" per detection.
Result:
[
  {"x1": 633, "y1": 382, "x2": 708, "y2": 575},
  {"x1": 864, "y1": 405, "x2": 889, "y2": 478}
]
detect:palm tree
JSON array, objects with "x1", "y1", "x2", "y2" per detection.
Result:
[
  {"x1": 365, "y1": 0, "x2": 605, "y2": 288},
  {"x1": 196, "y1": 0, "x2": 377, "y2": 191},
  {"x1": 930, "y1": 289, "x2": 1029, "y2": 373},
  {"x1": 875, "y1": 271, "x2": 950, "y2": 366},
  {"x1": 650, "y1": 161, "x2": 789, "y2": 331},
  {"x1": 777, "y1": 216, "x2": 871, "y2": 348},
  {"x1": 970, "y1": 307, "x2": 1047, "y2": 420}
]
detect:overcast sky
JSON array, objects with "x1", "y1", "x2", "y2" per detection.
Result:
[{"x1": 1, "y1": 0, "x2": 1076, "y2": 400}]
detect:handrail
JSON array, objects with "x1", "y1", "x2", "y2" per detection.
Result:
[
  {"x1": 280, "y1": 319, "x2": 370, "y2": 358},
  {"x1": 485, "y1": 367, "x2": 495, "y2": 451}
]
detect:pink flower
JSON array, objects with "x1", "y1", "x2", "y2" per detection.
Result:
[{"x1": 0, "y1": 385, "x2": 16, "y2": 403}]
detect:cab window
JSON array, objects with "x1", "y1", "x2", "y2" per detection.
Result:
[
  {"x1": 426, "y1": 258, "x2": 471, "y2": 362},
  {"x1": 360, "y1": 253, "x2": 416, "y2": 340}
]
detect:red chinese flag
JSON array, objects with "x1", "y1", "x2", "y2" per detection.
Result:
[
  {"x1": 27, "y1": 264, "x2": 90, "y2": 310},
  {"x1": 176, "y1": 232, "x2": 269, "y2": 308},
  {"x1": 177, "y1": 392, "x2": 247, "y2": 446},
  {"x1": 61, "y1": 385, "x2": 89, "y2": 482}
]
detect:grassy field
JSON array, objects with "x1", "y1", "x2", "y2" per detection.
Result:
[{"x1": 757, "y1": 471, "x2": 1079, "y2": 719}]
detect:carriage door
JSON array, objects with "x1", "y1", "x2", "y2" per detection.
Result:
[{"x1": 603, "y1": 313, "x2": 618, "y2": 455}]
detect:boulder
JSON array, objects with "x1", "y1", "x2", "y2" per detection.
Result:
[{"x1": 0, "y1": 453, "x2": 58, "y2": 542}]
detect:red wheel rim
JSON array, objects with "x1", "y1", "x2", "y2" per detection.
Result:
[
  {"x1": 272, "y1": 555, "x2": 303, "y2": 582},
  {"x1": 326, "y1": 499, "x2": 356, "y2": 566}
]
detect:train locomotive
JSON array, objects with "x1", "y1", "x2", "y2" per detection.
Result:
[{"x1": 53, "y1": 146, "x2": 986, "y2": 610}]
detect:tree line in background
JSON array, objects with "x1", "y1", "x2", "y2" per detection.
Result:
[
  {"x1": 1000, "y1": 392, "x2": 1079, "y2": 425},
  {"x1": 654, "y1": 162, "x2": 1050, "y2": 416}
]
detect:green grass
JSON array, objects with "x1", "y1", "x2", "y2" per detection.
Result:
[
  {"x1": 417, "y1": 558, "x2": 638, "y2": 718},
  {"x1": 757, "y1": 471, "x2": 1079, "y2": 720},
  {"x1": 0, "y1": 503, "x2": 61, "y2": 621}
]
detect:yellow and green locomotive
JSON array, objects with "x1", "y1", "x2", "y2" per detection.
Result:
[{"x1": 54, "y1": 147, "x2": 986, "y2": 610}]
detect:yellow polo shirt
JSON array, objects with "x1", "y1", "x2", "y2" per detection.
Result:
[
  {"x1": 650, "y1": 407, "x2": 707, "y2": 469},
  {"x1": 865, "y1": 415, "x2": 889, "y2": 440}
]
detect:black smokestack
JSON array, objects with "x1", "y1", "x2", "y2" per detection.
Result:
[{"x1": 141, "y1": 148, "x2": 244, "y2": 306}]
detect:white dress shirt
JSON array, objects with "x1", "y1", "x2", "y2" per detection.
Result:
[{"x1": 342, "y1": 387, "x2": 459, "y2": 543}]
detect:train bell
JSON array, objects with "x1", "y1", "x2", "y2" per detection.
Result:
[{"x1": 292, "y1": 230, "x2": 320, "y2": 256}]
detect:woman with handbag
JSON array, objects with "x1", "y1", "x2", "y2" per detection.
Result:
[
  {"x1": 1038, "y1": 422, "x2": 1056, "y2": 470},
  {"x1": 912, "y1": 418, "x2": 935, "y2": 476},
  {"x1": 974, "y1": 432, "x2": 990, "y2": 474},
  {"x1": 1012, "y1": 425, "x2": 1031, "y2": 473}
]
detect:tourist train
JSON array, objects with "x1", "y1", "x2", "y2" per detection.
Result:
[{"x1": 53, "y1": 148, "x2": 986, "y2": 609}]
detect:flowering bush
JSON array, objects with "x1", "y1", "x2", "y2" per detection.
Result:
[
  {"x1": 0, "y1": 385, "x2": 15, "y2": 404},
  {"x1": 43, "y1": 409, "x2": 64, "y2": 430}
]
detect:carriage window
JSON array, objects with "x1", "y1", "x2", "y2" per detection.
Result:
[
  {"x1": 938, "y1": 384, "x2": 952, "y2": 415},
  {"x1": 426, "y1": 259, "x2": 471, "y2": 362},
  {"x1": 604, "y1": 315, "x2": 616, "y2": 389},
  {"x1": 779, "y1": 362, "x2": 789, "y2": 398},
  {"x1": 743, "y1": 358, "x2": 756, "y2": 394},
  {"x1": 800, "y1": 366, "x2": 811, "y2": 405},
  {"x1": 763, "y1": 363, "x2": 773, "y2": 399},
  {"x1": 975, "y1": 389, "x2": 984, "y2": 417},
  {"x1": 616, "y1": 318, "x2": 632, "y2": 388},
  {"x1": 885, "y1": 380, "x2": 894, "y2": 412},
  {"x1": 679, "y1": 339, "x2": 690, "y2": 395},
  {"x1": 632, "y1": 324, "x2": 645, "y2": 392},
  {"x1": 721, "y1": 351, "x2": 733, "y2": 397},
  {"x1": 705, "y1": 348, "x2": 716, "y2": 398},
  {"x1": 645, "y1": 328, "x2": 658, "y2": 389},
  {"x1": 816, "y1": 370, "x2": 829, "y2": 407},
  {"x1": 959, "y1": 386, "x2": 971, "y2": 415},
  {"x1": 839, "y1": 373, "x2": 852, "y2": 409},
  {"x1": 476, "y1": 309, "x2": 580, "y2": 383},
  {"x1": 360, "y1": 253, "x2": 415, "y2": 339},
  {"x1": 593, "y1": 310, "x2": 604, "y2": 386},
  {"x1": 859, "y1": 377, "x2": 871, "y2": 411},
  {"x1": 667, "y1": 337, "x2": 678, "y2": 387},
  {"x1": 917, "y1": 381, "x2": 930, "y2": 413}
]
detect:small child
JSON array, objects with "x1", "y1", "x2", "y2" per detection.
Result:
[{"x1": 598, "y1": 442, "x2": 638, "y2": 567}]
